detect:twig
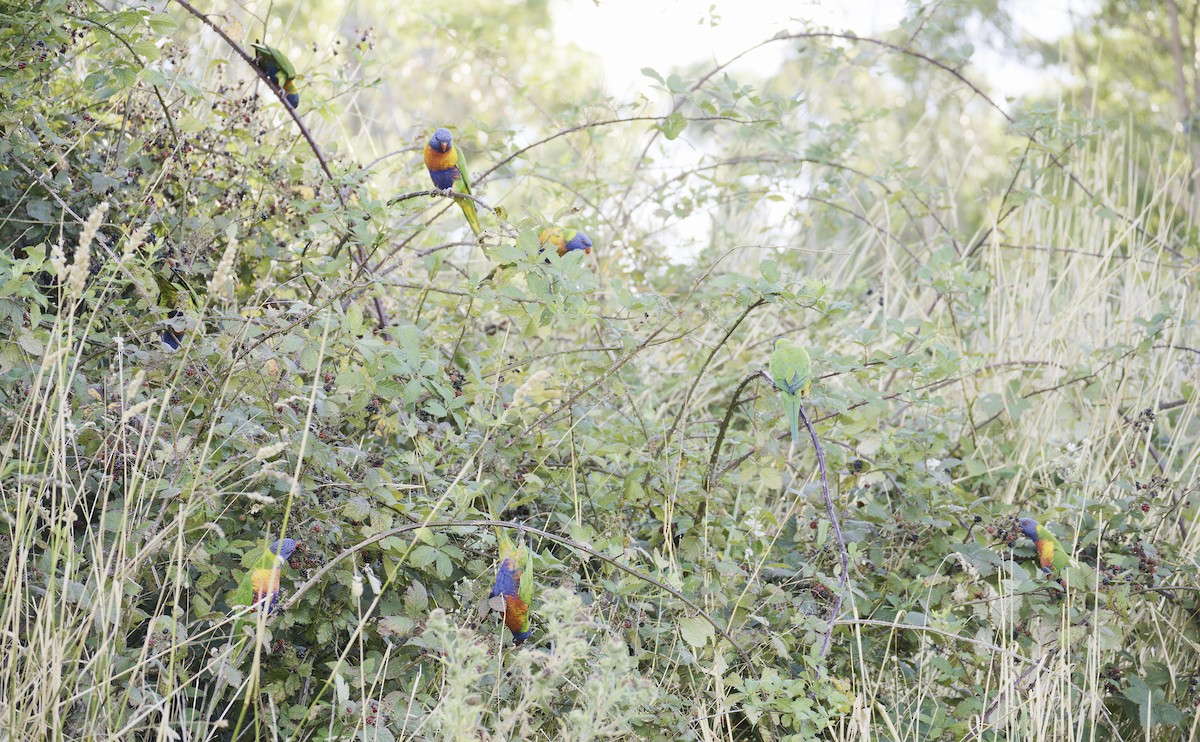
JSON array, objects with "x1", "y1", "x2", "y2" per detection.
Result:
[
  {"x1": 656, "y1": 299, "x2": 765, "y2": 458},
  {"x1": 798, "y1": 403, "x2": 848, "y2": 659},
  {"x1": 170, "y1": 0, "x2": 339, "y2": 197},
  {"x1": 704, "y1": 372, "x2": 766, "y2": 491},
  {"x1": 387, "y1": 188, "x2": 497, "y2": 213},
  {"x1": 167, "y1": 0, "x2": 398, "y2": 337}
]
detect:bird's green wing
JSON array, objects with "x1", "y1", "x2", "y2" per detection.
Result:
[
  {"x1": 1041, "y1": 526, "x2": 1072, "y2": 571},
  {"x1": 152, "y1": 272, "x2": 178, "y2": 309},
  {"x1": 768, "y1": 340, "x2": 812, "y2": 395},
  {"x1": 453, "y1": 147, "x2": 482, "y2": 236},
  {"x1": 454, "y1": 147, "x2": 474, "y2": 197},
  {"x1": 253, "y1": 43, "x2": 295, "y2": 80},
  {"x1": 518, "y1": 543, "x2": 534, "y2": 612},
  {"x1": 229, "y1": 542, "x2": 282, "y2": 607}
]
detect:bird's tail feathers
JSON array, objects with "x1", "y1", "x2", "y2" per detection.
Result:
[
  {"x1": 459, "y1": 199, "x2": 482, "y2": 237},
  {"x1": 783, "y1": 392, "x2": 801, "y2": 443}
]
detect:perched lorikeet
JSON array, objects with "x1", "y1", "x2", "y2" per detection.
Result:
[
  {"x1": 252, "y1": 43, "x2": 300, "y2": 108},
  {"x1": 232, "y1": 538, "x2": 298, "y2": 614},
  {"x1": 152, "y1": 267, "x2": 197, "y2": 351},
  {"x1": 768, "y1": 338, "x2": 813, "y2": 443},
  {"x1": 490, "y1": 527, "x2": 533, "y2": 645},
  {"x1": 1017, "y1": 518, "x2": 1071, "y2": 574},
  {"x1": 539, "y1": 226, "x2": 593, "y2": 257},
  {"x1": 424, "y1": 127, "x2": 482, "y2": 237}
]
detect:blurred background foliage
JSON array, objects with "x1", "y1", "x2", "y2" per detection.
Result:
[{"x1": 0, "y1": 0, "x2": 1198, "y2": 739}]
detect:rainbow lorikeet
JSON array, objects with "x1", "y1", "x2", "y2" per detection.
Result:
[
  {"x1": 1017, "y1": 518, "x2": 1071, "y2": 574},
  {"x1": 768, "y1": 338, "x2": 812, "y2": 443},
  {"x1": 424, "y1": 127, "x2": 482, "y2": 237},
  {"x1": 253, "y1": 43, "x2": 300, "y2": 108},
  {"x1": 231, "y1": 538, "x2": 297, "y2": 614},
  {"x1": 539, "y1": 226, "x2": 593, "y2": 257},
  {"x1": 489, "y1": 527, "x2": 533, "y2": 645},
  {"x1": 152, "y1": 266, "x2": 198, "y2": 351}
]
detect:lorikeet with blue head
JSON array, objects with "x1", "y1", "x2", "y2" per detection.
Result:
[
  {"x1": 539, "y1": 226, "x2": 593, "y2": 257},
  {"x1": 489, "y1": 527, "x2": 533, "y2": 645},
  {"x1": 232, "y1": 537, "x2": 298, "y2": 614},
  {"x1": 253, "y1": 43, "x2": 300, "y2": 108},
  {"x1": 768, "y1": 338, "x2": 813, "y2": 443},
  {"x1": 1017, "y1": 518, "x2": 1071, "y2": 574},
  {"x1": 424, "y1": 127, "x2": 482, "y2": 237},
  {"x1": 476, "y1": 225, "x2": 594, "y2": 286}
]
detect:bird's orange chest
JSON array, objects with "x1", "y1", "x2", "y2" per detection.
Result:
[
  {"x1": 1036, "y1": 540, "x2": 1056, "y2": 569},
  {"x1": 251, "y1": 567, "x2": 281, "y2": 601},
  {"x1": 503, "y1": 594, "x2": 528, "y2": 631},
  {"x1": 424, "y1": 146, "x2": 458, "y2": 172}
]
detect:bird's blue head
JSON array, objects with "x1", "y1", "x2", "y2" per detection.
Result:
[
  {"x1": 270, "y1": 538, "x2": 298, "y2": 560},
  {"x1": 512, "y1": 627, "x2": 533, "y2": 645},
  {"x1": 429, "y1": 127, "x2": 454, "y2": 153},
  {"x1": 564, "y1": 230, "x2": 593, "y2": 254},
  {"x1": 1017, "y1": 518, "x2": 1039, "y2": 543},
  {"x1": 491, "y1": 558, "x2": 520, "y2": 598}
]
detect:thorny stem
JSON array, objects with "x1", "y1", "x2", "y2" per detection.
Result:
[
  {"x1": 657, "y1": 299, "x2": 765, "y2": 459},
  {"x1": 798, "y1": 403, "x2": 848, "y2": 660},
  {"x1": 704, "y1": 371, "x2": 766, "y2": 491},
  {"x1": 170, "y1": 0, "x2": 390, "y2": 337}
]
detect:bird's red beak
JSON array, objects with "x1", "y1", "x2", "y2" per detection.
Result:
[
  {"x1": 585, "y1": 247, "x2": 591, "y2": 254},
  {"x1": 439, "y1": 142, "x2": 449, "y2": 153}
]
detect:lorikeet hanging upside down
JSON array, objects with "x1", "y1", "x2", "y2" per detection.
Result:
[
  {"x1": 1017, "y1": 518, "x2": 1071, "y2": 574},
  {"x1": 424, "y1": 127, "x2": 482, "y2": 237},
  {"x1": 539, "y1": 226, "x2": 593, "y2": 257},
  {"x1": 768, "y1": 338, "x2": 813, "y2": 443},
  {"x1": 233, "y1": 538, "x2": 297, "y2": 614},
  {"x1": 490, "y1": 527, "x2": 533, "y2": 645},
  {"x1": 252, "y1": 43, "x2": 300, "y2": 108},
  {"x1": 152, "y1": 267, "x2": 197, "y2": 351}
]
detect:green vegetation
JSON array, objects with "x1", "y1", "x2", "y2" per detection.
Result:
[{"x1": 1, "y1": 1, "x2": 1198, "y2": 739}]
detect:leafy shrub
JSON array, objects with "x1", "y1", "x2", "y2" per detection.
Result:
[{"x1": 0, "y1": 1, "x2": 1197, "y2": 740}]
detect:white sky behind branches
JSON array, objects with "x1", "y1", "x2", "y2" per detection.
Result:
[{"x1": 552, "y1": 0, "x2": 1086, "y2": 101}]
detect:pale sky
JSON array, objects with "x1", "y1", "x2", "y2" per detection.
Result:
[{"x1": 553, "y1": 0, "x2": 1086, "y2": 101}]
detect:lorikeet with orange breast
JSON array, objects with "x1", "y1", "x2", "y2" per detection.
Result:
[
  {"x1": 489, "y1": 527, "x2": 533, "y2": 644},
  {"x1": 424, "y1": 127, "x2": 482, "y2": 237},
  {"x1": 1017, "y1": 518, "x2": 1071, "y2": 574},
  {"x1": 232, "y1": 537, "x2": 297, "y2": 614},
  {"x1": 539, "y1": 226, "x2": 592, "y2": 257}
]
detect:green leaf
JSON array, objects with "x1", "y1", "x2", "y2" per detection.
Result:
[
  {"x1": 641, "y1": 67, "x2": 665, "y2": 84},
  {"x1": 678, "y1": 616, "x2": 713, "y2": 648},
  {"x1": 658, "y1": 113, "x2": 687, "y2": 141}
]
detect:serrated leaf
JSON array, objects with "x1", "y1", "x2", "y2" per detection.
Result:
[
  {"x1": 341, "y1": 497, "x2": 371, "y2": 522},
  {"x1": 404, "y1": 581, "x2": 428, "y2": 614},
  {"x1": 378, "y1": 615, "x2": 414, "y2": 638}
]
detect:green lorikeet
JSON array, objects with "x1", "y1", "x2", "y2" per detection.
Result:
[
  {"x1": 1017, "y1": 518, "x2": 1071, "y2": 574},
  {"x1": 489, "y1": 527, "x2": 533, "y2": 644},
  {"x1": 539, "y1": 226, "x2": 593, "y2": 256},
  {"x1": 768, "y1": 338, "x2": 813, "y2": 443},
  {"x1": 424, "y1": 127, "x2": 482, "y2": 237},
  {"x1": 231, "y1": 538, "x2": 297, "y2": 614},
  {"x1": 252, "y1": 43, "x2": 300, "y2": 108}
]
